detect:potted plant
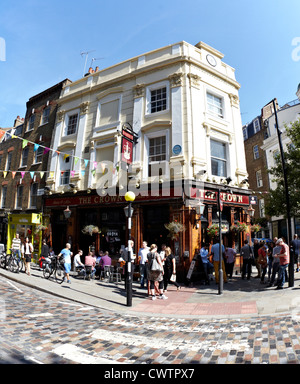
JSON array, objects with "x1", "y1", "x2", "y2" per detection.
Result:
[
  {"x1": 82, "y1": 225, "x2": 100, "y2": 236},
  {"x1": 164, "y1": 220, "x2": 185, "y2": 240},
  {"x1": 251, "y1": 223, "x2": 261, "y2": 233},
  {"x1": 34, "y1": 224, "x2": 48, "y2": 234}
]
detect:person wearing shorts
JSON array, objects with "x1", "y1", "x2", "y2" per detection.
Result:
[{"x1": 58, "y1": 243, "x2": 73, "y2": 284}]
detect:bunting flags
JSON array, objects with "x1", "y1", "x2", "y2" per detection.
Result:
[{"x1": 0, "y1": 129, "x2": 122, "y2": 181}]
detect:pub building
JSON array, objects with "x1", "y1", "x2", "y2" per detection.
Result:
[{"x1": 44, "y1": 40, "x2": 251, "y2": 280}]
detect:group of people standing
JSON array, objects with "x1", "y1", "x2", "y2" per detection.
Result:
[
  {"x1": 11, "y1": 233, "x2": 34, "y2": 276},
  {"x1": 137, "y1": 241, "x2": 181, "y2": 301},
  {"x1": 198, "y1": 235, "x2": 297, "y2": 290},
  {"x1": 240, "y1": 237, "x2": 292, "y2": 289}
]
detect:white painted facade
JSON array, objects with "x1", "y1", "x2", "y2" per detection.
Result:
[{"x1": 46, "y1": 41, "x2": 248, "y2": 193}]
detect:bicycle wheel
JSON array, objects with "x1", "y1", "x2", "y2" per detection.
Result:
[
  {"x1": 18, "y1": 259, "x2": 24, "y2": 273},
  {"x1": 8, "y1": 258, "x2": 19, "y2": 273},
  {"x1": 55, "y1": 264, "x2": 65, "y2": 284},
  {"x1": 0, "y1": 255, "x2": 6, "y2": 269},
  {"x1": 43, "y1": 264, "x2": 52, "y2": 279}
]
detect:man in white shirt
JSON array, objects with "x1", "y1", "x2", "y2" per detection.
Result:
[
  {"x1": 74, "y1": 250, "x2": 84, "y2": 272},
  {"x1": 138, "y1": 241, "x2": 150, "y2": 289},
  {"x1": 12, "y1": 233, "x2": 22, "y2": 260}
]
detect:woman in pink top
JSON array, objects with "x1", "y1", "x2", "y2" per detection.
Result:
[{"x1": 276, "y1": 238, "x2": 290, "y2": 290}]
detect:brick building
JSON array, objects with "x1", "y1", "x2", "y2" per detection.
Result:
[{"x1": 0, "y1": 79, "x2": 71, "y2": 254}]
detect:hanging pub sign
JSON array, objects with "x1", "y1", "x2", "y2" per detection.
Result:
[
  {"x1": 121, "y1": 123, "x2": 138, "y2": 165},
  {"x1": 121, "y1": 136, "x2": 133, "y2": 164}
]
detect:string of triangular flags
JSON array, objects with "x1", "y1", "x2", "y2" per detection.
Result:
[{"x1": 0, "y1": 129, "x2": 120, "y2": 178}]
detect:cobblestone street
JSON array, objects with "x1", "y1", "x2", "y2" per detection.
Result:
[{"x1": 2, "y1": 275, "x2": 300, "y2": 365}]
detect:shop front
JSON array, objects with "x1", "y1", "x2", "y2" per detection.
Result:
[
  {"x1": 7, "y1": 213, "x2": 44, "y2": 261},
  {"x1": 44, "y1": 185, "x2": 252, "y2": 281}
]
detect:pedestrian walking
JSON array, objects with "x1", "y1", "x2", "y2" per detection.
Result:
[
  {"x1": 210, "y1": 238, "x2": 227, "y2": 284},
  {"x1": 199, "y1": 244, "x2": 213, "y2": 285},
  {"x1": 267, "y1": 241, "x2": 275, "y2": 281},
  {"x1": 225, "y1": 246, "x2": 236, "y2": 279},
  {"x1": 276, "y1": 238, "x2": 290, "y2": 290},
  {"x1": 257, "y1": 241, "x2": 268, "y2": 284},
  {"x1": 147, "y1": 244, "x2": 167, "y2": 300},
  {"x1": 12, "y1": 233, "x2": 22, "y2": 261},
  {"x1": 163, "y1": 247, "x2": 180, "y2": 291},
  {"x1": 58, "y1": 243, "x2": 73, "y2": 284},
  {"x1": 253, "y1": 239, "x2": 261, "y2": 278},
  {"x1": 241, "y1": 240, "x2": 253, "y2": 280},
  {"x1": 268, "y1": 242, "x2": 282, "y2": 287},
  {"x1": 138, "y1": 241, "x2": 149, "y2": 289},
  {"x1": 21, "y1": 237, "x2": 33, "y2": 276}
]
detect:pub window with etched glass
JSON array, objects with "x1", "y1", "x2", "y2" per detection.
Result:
[{"x1": 210, "y1": 139, "x2": 227, "y2": 177}]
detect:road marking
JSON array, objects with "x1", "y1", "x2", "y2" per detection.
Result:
[
  {"x1": 26, "y1": 312, "x2": 53, "y2": 318},
  {"x1": 5, "y1": 280, "x2": 23, "y2": 293},
  {"x1": 28, "y1": 357, "x2": 44, "y2": 364},
  {"x1": 90, "y1": 329, "x2": 251, "y2": 352},
  {"x1": 52, "y1": 344, "x2": 123, "y2": 364}
]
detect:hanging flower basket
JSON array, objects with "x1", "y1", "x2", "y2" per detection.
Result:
[
  {"x1": 164, "y1": 221, "x2": 185, "y2": 240},
  {"x1": 207, "y1": 223, "x2": 228, "y2": 238},
  {"x1": 207, "y1": 224, "x2": 219, "y2": 238},
  {"x1": 231, "y1": 221, "x2": 247, "y2": 233},
  {"x1": 82, "y1": 225, "x2": 100, "y2": 236},
  {"x1": 251, "y1": 224, "x2": 261, "y2": 233}
]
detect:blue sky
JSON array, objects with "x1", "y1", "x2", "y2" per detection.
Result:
[{"x1": 0, "y1": 0, "x2": 299, "y2": 127}]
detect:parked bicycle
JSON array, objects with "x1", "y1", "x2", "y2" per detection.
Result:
[
  {"x1": 43, "y1": 255, "x2": 65, "y2": 284},
  {"x1": 0, "y1": 251, "x2": 7, "y2": 269},
  {"x1": 7, "y1": 249, "x2": 24, "y2": 273}
]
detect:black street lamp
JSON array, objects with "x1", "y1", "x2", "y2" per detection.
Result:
[
  {"x1": 124, "y1": 191, "x2": 136, "y2": 307},
  {"x1": 272, "y1": 99, "x2": 293, "y2": 287}
]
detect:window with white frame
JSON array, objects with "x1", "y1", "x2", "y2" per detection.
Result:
[
  {"x1": 242, "y1": 126, "x2": 248, "y2": 140},
  {"x1": 35, "y1": 145, "x2": 44, "y2": 163},
  {"x1": 207, "y1": 93, "x2": 223, "y2": 118},
  {"x1": 259, "y1": 198, "x2": 265, "y2": 217},
  {"x1": 66, "y1": 113, "x2": 78, "y2": 135},
  {"x1": 144, "y1": 131, "x2": 169, "y2": 178},
  {"x1": 16, "y1": 185, "x2": 23, "y2": 209},
  {"x1": 60, "y1": 170, "x2": 70, "y2": 186},
  {"x1": 42, "y1": 107, "x2": 50, "y2": 125},
  {"x1": 210, "y1": 139, "x2": 227, "y2": 177},
  {"x1": 21, "y1": 147, "x2": 29, "y2": 167},
  {"x1": 253, "y1": 145, "x2": 259, "y2": 159},
  {"x1": 28, "y1": 114, "x2": 35, "y2": 131},
  {"x1": 146, "y1": 82, "x2": 169, "y2": 115},
  {"x1": 59, "y1": 155, "x2": 71, "y2": 186},
  {"x1": 6, "y1": 152, "x2": 12, "y2": 171},
  {"x1": 256, "y1": 169, "x2": 263, "y2": 188},
  {"x1": 30, "y1": 183, "x2": 38, "y2": 208},
  {"x1": 254, "y1": 119, "x2": 260, "y2": 133},
  {"x1": 150, "y1": 87, "x2": 167, "y2": 113},
  {"x1": 1, "y1": 186, "x2": 7, "y2": 208}
]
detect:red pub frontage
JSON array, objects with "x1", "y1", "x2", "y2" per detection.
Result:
[{"x1": 43, "y1": 182, "x2": 252, "y2": 281}]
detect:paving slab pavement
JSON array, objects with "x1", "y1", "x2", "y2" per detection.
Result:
[{"x1": 1, "y1": 264, "x2": 300, "y2": 319}]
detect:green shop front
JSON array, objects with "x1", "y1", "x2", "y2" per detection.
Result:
[{"x1": 7, "y1": 213, "x2": 45, "y2": 261}]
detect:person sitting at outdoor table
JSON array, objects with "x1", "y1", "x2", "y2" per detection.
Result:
[
  {"x1": 74, "y1": 250, "x2": 85, "y2": 274},
  {"x1": 85, "y1": 251, "x2": 96, "y2": 278},
  {"x1": 94, "y1": 251, "x2": 103, "y2": 278},
  {"x1": 99, "y1": 251, "x2": 112, "y2": 270}
]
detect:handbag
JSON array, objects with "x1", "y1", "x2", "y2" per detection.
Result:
[
  {"x1": 170, "y1": 273, "x2": 176, "y2": 282},
  {"x1": 151, "y1": 254, "x2": 162, "y2": 272}
]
